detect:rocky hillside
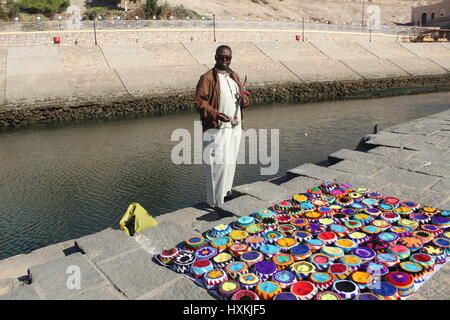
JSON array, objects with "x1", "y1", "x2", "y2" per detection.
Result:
[
  {"x1": 7, "y1": 0, "x2": 444, "y2": 26},
  {"x1": 162, "y1": 0, "x2": 446, "y2": 26}
]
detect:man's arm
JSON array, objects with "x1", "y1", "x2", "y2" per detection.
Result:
[
  {"x1": 194, "y1": 75, "x2": 230, "y2": 122},
  {"x1": 195, "y1": 75, "x2": 219, "y2": 120}
]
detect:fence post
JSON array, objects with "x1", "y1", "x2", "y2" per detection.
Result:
[
  {"x1": 14, "y1": 17, "x2": 20, "y2": 31},
  {"x1": 302, "y1": 17, "x2": 305, "y2": 41},
  {"x1": 93, "y1": 17, "x2": 98, "y2": 45},
  {"x1": 361, "y1": 0, "x2": 365, "y2": 29},
  {"x1": 37, "y1": 16, "x2": 42, "y2": 31},
  {"x1": 213, "y1": 14, "x2": 216, "y2": 42}
]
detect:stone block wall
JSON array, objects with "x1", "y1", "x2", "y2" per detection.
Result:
[{"x1": 0, "y1": 28, "x2": 399, "y2": 48}]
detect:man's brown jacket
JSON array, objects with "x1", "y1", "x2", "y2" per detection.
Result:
[{"x1": 194, "y1": 68, "x2": 250, "y2": 132}]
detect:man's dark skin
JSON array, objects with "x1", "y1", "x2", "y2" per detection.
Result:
[{"x1": 214, "y1": 47, "x2": 249, "y2": 123}]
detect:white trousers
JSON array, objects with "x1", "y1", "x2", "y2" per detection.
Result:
[{"x1": 203, "y1": 126, "x2": 242, "y2": 207}]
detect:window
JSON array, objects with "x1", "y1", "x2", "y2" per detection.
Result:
[{"x1": 421, "y1": 12, "x2": 427, "y2": 25}]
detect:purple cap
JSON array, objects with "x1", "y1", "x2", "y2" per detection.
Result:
[
  {"x1": 307, "y1": 224, "x2": 326, "y2": 235},
  {"x1": 241, "y1": 251, "x2": 263, "y2": 262},
  {"x1": 366, "y1": 208, "x2": 381, "y2": 214},
  {"x1": 254, "y1": 260, "x2": 277, "y2": 276},
  {"x1": 432, "y1": 216, "x2": 450, "y2": 225},
  {"x1": 342, "y1": 209, "x2": 356, "y2": 215},
  {"x1": 273, "y1": 292, "x2": 298, "y2": 300},
  {"x1": 352, "y1": 247, "x2": 376, "y2": 261},
  {"x1": 355, "y1": 293, "x2": 382, "y2": 300},
  {"x1": 368, "y1": 192, "x2": 383, "y2": 199}
]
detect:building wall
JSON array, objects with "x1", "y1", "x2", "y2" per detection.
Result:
[{"x1": 412, "y1": 1, "x2": 450, "y2": 27}]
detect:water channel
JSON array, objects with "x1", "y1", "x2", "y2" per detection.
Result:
[{"x1": 0, "y1": 92, "x2": 449, "y2": 259}]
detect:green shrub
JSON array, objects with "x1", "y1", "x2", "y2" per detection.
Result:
[
  {"x1": 144, "y1": 0, "x2": 201, "y2": 20},
  {"x1": 101, "y1": 0, "x2": 121, "y2": 7},
  {"x1": 17, "y1": 0, "x2": 70, "y2": 17},
  {"x1": 85, "y1": 6, "x2": 109, "y2": 19},
  {"x1": 171, "y1": 4, "x2": 202, "y2": 19},
  {"x1": 0, "y1": 0, "x2": 20, "y2": 20},
  {"x1": 145, "y1": 0, "x2": 163, "y2": 19},
  {"x1": 84, "y1": 7, "x2": 128, "y2": 20}
]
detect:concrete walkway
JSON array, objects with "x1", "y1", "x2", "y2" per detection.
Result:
[{"x1": 0, "y1": 108, "x2": 449, "y2": 300}]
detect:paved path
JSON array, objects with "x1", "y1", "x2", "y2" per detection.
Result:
[{"x1": 0, "y1": 108, "x2": 449, "y2": 300}]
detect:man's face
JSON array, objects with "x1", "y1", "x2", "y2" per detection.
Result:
[{"x1": 215, "y1": 48, "x2": 232, "y2": 70}]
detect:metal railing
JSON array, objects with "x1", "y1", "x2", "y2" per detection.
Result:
[{"x1": 0, "y1": 19, "x2": 414, "y2": 36}]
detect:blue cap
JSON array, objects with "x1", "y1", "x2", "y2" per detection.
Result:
[
  {"x1": 291, "y1": 244, "x2": 310, "y2": 256},
  {"x1": 371, "y1": 281, "x2": 397, "y2": 297}
]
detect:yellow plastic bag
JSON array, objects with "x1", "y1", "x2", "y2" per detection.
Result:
[{"x1": 119, "y1": 203, "x2": 158, "y2": 236}]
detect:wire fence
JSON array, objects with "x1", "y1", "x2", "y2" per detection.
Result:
[{"x1": 0, "y1": 19, "x2": 415, "y2": 36}]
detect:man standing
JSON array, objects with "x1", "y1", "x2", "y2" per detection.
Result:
[{"x1": 194, "y1": 45, "x2": 250, "y2": 208}]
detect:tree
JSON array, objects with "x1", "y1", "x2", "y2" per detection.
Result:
[
  {"x1": 145, "y1": 0, "x2": 164, "y2": 18},
  {"x1": 98, "y1": 0, "x2": 138, "y2": 10},
  {"x1": 17, "y1": 0, "x2": 70, "y2": 17},
  {"x1": 0, "y1": 0, "x2": 20, "y2": 20},
  {"x1": 85, "y1": 0, "x2": 120, "y2": 11},
  {"x1": 107, "y1": 0, "x2": 121, "y2": 6}
]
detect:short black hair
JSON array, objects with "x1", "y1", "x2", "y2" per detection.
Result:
[{"x1": 215, "y1": 45, "x2": 232, "y2": 55}]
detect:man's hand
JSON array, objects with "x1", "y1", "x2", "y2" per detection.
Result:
[
  {"x1": 241, "y1": 94, "x2": 250, "y2": 107},
  {"x1": 217, "y1": 112, "x2": 231, "y2": 122}
]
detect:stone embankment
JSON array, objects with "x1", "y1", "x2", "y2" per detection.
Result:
[
  {"x1": 1, "y1": 109, "x2": 449, "y2": 300},
  {"x1": 0, "y1": 27, "x2": 400, "y2": 49},
  {"x1": 0, "y1": 40, "x2": 450, "y2": 128}
]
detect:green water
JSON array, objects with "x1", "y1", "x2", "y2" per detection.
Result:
[{"x1": 0, "y1": 92, "x2": 449, "y2": 259}]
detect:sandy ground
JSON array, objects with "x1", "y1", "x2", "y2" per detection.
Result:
[
  {"x1": 161, "y1": 0, "x2": 444, "y2": 26},
  {"x1": 68, "y1": 0, "x2": 446, "y2": 26}
]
